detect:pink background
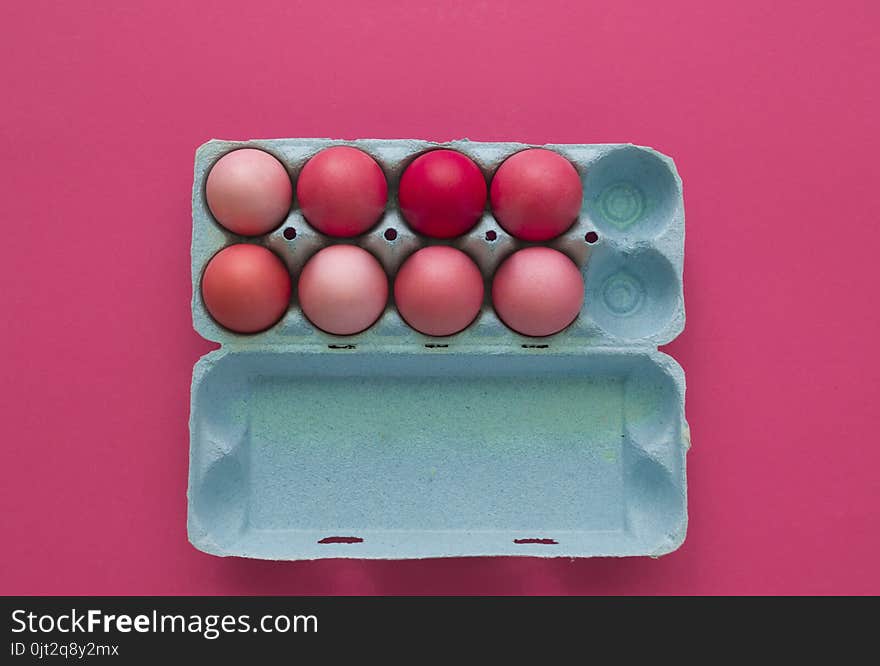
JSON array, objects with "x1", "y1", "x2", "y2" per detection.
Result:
[{"x1": 1, "y1": 1, "x2": 878, "y2": 595}]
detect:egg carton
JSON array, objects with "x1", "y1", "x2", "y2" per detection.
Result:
[{"x1": 188, "y1": 138, "x2": 689, "y2": 559}]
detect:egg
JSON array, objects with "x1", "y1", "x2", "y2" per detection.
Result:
[
  {"x1": 398, "y1": 149, "x2": 487, "y2": 238},
  {"x1": 490, "y1": 148, "x2": 582, "y2": 241},
  {"x1": 492, "y1": 247, "x2": 584, "y2": 337},
  {"x1": 394, "y1": 246, "x2": 484, "y2": 336},
  {"x1": 296, "y1": 146, "x2": 388, "y2": 237},
  {"x1": 205, "y1": 148, "x2": 292, "y2": 236},
  {"x1": 201, "y1": 244, "x2": 291, "y2": 333},
  {"x1": 298, "y1": 245, "x2": 388, "y2": 335}
]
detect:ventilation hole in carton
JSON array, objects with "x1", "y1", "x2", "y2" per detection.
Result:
[
  {"x1": 424, "y1": 343, "x2": 449, "y2": 348},
  {"x1": 521, "y1": 344, "x2": 549, "y2": 349},
  {"x1": 283, "y1": 227, "x2": 297, "y2": 240},
  {"x1": 328, "y1": 344, "x2": 356, "y2": 350},
  {"x1": 584, "y1": 231, "x2": 599, "y2": 244},
  {"x1": 384, "y1": 228, "x2": 398, "y2": 241},
  {"x1": 318, "y1": 536, "x2": 364, "y2": 544},
  {"x1": 485, "y1": 230, "x2": 497, "y2": 241},
  {"x1": 514, "y1": 538, "x2": 558, "y2": 545}
]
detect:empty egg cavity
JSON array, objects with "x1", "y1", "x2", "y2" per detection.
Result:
[{"x1": 193, "y1": 139, "x2": 683, "y2": 345}]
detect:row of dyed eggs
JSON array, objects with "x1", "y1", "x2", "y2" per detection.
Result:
[
  {"x1": 206, "y1": 146, "x2": 583, "y2": 241},
  {"x1": 201, "y1": 244, "x2": 584, "y2": 338}
]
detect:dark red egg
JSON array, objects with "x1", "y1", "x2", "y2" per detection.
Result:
[{"x1": 398, "y1": 149, "x2": 486, "y2": 239}]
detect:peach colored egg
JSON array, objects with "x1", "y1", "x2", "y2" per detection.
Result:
[
  {"x1": 398, "y1": 149, "x2": 487, "y2": 238},
  {"x1": 205, "y1": 148, "x2": 292, "y2": 236},
  {"x1": 297, "y1": 146, "x2": 388, "y2": 237},
  {"x1": 201, "y1": 244, "x2": 291, "y2": 333},
  {"x1": 490, "y1": 148, "x2": 582, "y2": 241},
  {"x1": 492, "y1": 247, "x2": 584, "y2": 337},
  {"x1": 298, "y1": 245, "x2": 388, "y2": 335},
  {"x1": 394, "y1": 246, "x2": 484, "y2": 336}
]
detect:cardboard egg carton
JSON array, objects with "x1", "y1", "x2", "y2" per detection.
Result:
[{"x1": 188, "y1": 138, "x2": 689, "y2": 559}]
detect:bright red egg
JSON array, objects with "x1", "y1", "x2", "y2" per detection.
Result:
[
  {"x1": 492, "y1": 247, "x2": 584, "y2": 337},
  {"x1": 394, "y1": 246, "x2": 484, "y2": 336},
  {"x1": 297, "y1": 146, "x2": 388, "y2": 237},
  {"x1": 201, "y1": 244, "x2": 291, "y2": 333},
  {"x1": 490, "y1": 148, "x2": 582, "y2": 241},
  {"x1": 398, "y1": 149, "x2": 487, "y2": 239}
]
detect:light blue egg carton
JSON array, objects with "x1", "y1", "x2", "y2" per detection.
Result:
[{"x1": 188, "y1": 138, "x2": 689, "y2": 559}]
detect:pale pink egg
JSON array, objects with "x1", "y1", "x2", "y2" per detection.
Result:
[
  {"x1": 201, "y1": 244, "x2": 291, "y2": 333},
  {"x1": 394, "y1": 246, "x2": 484, "y2": 336},
  {"x1": 205, "y1": 148, "x2": 292, "y2": 236},
  {"x1": 492, "y1": 247, "x2": 584, "y2": 336},
  {"x1": 298, "y1": 245, "x2": 388, "y2": 335}
]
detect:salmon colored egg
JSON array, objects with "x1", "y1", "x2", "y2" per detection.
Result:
[
  {"x1": 492, "y1": 247, "x2": 584, "y2": 337},
  {"x1": 298, "y1": 245, "x2": 388, "y2": 335},
  {"x1": 297, "y1": 146, "x2": 388, "y2": 237},
  {"x1": 398, "y1": 149, "x2": 487, "y2": 238},
  {"x1": 205, "y1": 148, "x2": 292, "y2": 236},
  {"x1": 490, "y1": 148, "x2": 582, "y2": 241},
  {"x1": 201, "y1": 244, "x2": 291, "y2": 333},
  {"x1": 394, "y1": 246, "x2": 484, "y2": 336}
]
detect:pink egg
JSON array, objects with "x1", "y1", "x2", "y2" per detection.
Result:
[
  {"x1": 490, "y1": 148, "x2": 582, "y2": 241},
  {"x1": 205, "y1": 148, "x2": 292, "y2": 236},
  {"x1": 398, "y1": 149, "x2": 487, "y2": 238},
  {"x1": 201, "y1": 244, "x2": 291, "y2": 333},
  {"x1": 394, "y1": 246, "x2": 484, "y2": 336},
  {"x1": 297, "y1": 146, "x2": 388, "y2": 237},
  {"x1": 492, "y1": 247, "x2": 584, "y2": 337},
  {"x1": 298, "y1": 245, "x2": 388, "y2": 335}
]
